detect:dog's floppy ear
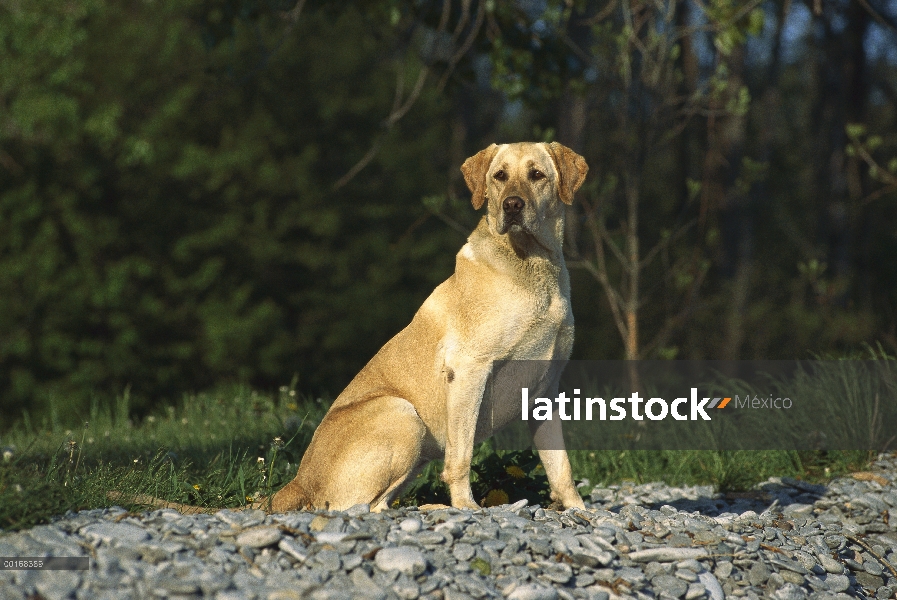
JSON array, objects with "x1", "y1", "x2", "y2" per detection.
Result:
[
  {"x1": 546, "y1": 142, "x2": 589, "y2": 205},
  {"x1": 461, "y1": 143, "x2": 500, "y2": 210}
]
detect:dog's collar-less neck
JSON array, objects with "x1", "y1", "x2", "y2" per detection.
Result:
[{"x1": 482, "y1": 214, "x2": 562, "y2": 261}]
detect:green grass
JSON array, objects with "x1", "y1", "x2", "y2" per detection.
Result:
[{"x1": 0, "y1": 384, "x2": 874, "y2": 532}]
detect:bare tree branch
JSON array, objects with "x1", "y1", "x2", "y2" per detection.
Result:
[
  {"x1": 639, "y1": 263, "x2": 707, "y2": 358},
  {"x1": 332, "y1": 1, "x2": 460, "y2": 191},
  {"x1": 437, "y1": 0, "x2": 487, "y2": 92},
  {"x1": 331, "y1": 139, "x2": 387, "y2": 192},
  {"x1": 855, "y1": 0, "x2": 897, "y2": 33},
  {"x1": 579, "y1": 0, "x2": 618, "y2": 25},
  {"x1": 639, "y1": 220, "x2": 696, "y2": 269}
]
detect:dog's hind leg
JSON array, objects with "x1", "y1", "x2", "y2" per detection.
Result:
[{"x1": 291, "y1": 395, "x2": 427, "y2": 512}]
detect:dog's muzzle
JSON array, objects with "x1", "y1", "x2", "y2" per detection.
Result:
[
  {"x1": 497, "y1": 195, "x2": 528, "y2": 234},
  {"x1": 503, "y1": 196, "x2": 524, "y2": 216}
]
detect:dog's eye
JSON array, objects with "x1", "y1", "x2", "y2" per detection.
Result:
[
  {"x1": 530, "y1": 170, "x2": 545, "y2": 181},
  {"x1": 493, "y1": 170, "x2": 508, "y2": 182}
]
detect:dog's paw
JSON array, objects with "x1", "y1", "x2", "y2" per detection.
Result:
[{"x1": 450, "y1": 499, "x2": 482, "y2": 511}]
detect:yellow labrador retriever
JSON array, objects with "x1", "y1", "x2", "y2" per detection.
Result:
[
  {"x1": 118, "y1": 142, "x2": 588, "y2": 513},
  {"x1": 268, "y1": 141, "x2": 588, "y2": 512}
]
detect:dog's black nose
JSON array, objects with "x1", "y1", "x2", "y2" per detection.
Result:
[{"x1": 503, "y1": 196, "x2": 524, "y2": 215}]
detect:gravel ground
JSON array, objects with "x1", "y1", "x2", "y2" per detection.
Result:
[{"x1": 2, "y1": 453, "x2": 896, "y2": 600}]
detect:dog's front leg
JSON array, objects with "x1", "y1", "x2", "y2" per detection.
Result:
[
  {"x1": 529, "y1": 418, "x2": 586, "y2": 509},
  {"x1": 441, "y1": 366, "x2": 489, "y2": 509}
]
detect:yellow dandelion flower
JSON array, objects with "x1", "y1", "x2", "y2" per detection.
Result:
[
  {"x1": 193, "y1": 484, "x2": 201, "y2": 490},
  {"x1": 505, "y1": 465, "x2": 526, "y2": 479},
  {"x1": 483, "y1": 489, "x2": 509, "y2": 507}
]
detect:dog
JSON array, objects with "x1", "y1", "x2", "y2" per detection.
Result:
[
  {"x1": 113, "y1": 142, "x2": 588, "y2": 514},
  {"x1": 267, "y1": 141, "x2": 588, "y2": 512}
]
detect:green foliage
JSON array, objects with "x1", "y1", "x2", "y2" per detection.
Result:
[
  {"x1": 0, "y1": 1, "x2": 457, "y2": 420},
  {"x1": 2, "y1": 0, "x2": 897, "y2": 430},
  {"x1": 397, "y1": 441, "x2": 554, "y2": 508},
  {"x1": 0, "y1": 383, "x2": 327, "y2": 530}
]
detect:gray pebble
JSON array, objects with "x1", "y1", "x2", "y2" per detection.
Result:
[
  {"x1": 817, "y1": 553, "x2": 843, "y2": 573},
  {"x1": 399, "y1": 518, "x2": 422, "y2": 533},
  {"x1": 374, "y1": 547, "x2": 427, "y2": 576},
  {"x1": 81, "y1": 522, "x2": 149, "y2": 546},
  {"x1": 10, "y1": 451, "x2": 897, "y2": 600},
  {"x1": 652, "y1": 573, "x2": 688, "y2": 598},
  {"x1": 863, "y1": 560, "x2": 884, "y2": 576},
  {"x1": 823, "y1": 573, "x2": 851, "y2": 592},
  {"x1": 507, "y1": 583, "x2": 559, "y2": 600},
  {"x1": 236, "y1": 527, "x2": 282, "y2": 548},
  {"x1": 452, "y1": 543, "x2": 475, "y2": 561}
]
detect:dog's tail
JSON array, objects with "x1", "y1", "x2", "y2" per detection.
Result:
[
  {"x1": 105, "y1": 491, "x2": 216, "y2": 514},
  {"x1": 106, "y1": 479, "x2": 313, "y2": 515}
]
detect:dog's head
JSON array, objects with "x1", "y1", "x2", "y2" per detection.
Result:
[{"x1": 461, "y1": 142, "x2": 588, "y2": 240}]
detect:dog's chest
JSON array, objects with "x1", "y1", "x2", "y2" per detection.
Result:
[{"x1": 498, "y1": 276, "x2": 571, "y2": 360}]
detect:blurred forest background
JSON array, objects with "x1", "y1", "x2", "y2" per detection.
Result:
[{"x1": 2, "y1": 0, "x2": 897, "y2": 426}]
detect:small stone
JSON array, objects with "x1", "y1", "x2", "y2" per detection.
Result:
[
  {"x1": 314, "y1": 549, "x2": 342, "y2": 571},
  {"x1": 345, "y1": 504, "x2": 371, "y2": 517},
  {"x1": 81, "y1": 522, "x2": 149, "y2": 546},
  {"x1": 541, "y1": 561, "x2": 573, "y2": 584},
  {"x1": 443, "y1": 588, "x2": 474, "y2": 600},
  {"x1": 781, "y1": 570, "x2": 805, "y2": 585},
  {"x1": 452, "y1": 543, "x2": 475, "y2": 561},
  {"x1": 506, "y1": 583, "x2": 559, "y2": 600},
  {"x1": 392, "y1": 574, "x2": 419, "y2": 600},
  {"x1": 628, "y1": 548, "x2": 709, "y2": 562},
  {"x1": 35, "y1": 571, "x2": 80, "y2": 600},
  {"x1": 818, "y1": 554, "x2": 843, "y2": 573},
  {"x1": 685, "y1": 583, "x2": 706, "y2": 600},
  {"x1": 278, "y1": 538, "x2": 308, "y2": 563},
  {"x1": 772, "y1": 583, "x2": 808, "y2": 600},
  {"x1": 863, "y1": 560, "x2": 884, "y2": 576},
  {"x1": 350, "y1": 568, "x2": 386, "y2": 600},
  {"x1": 138, "y1": 544, "x2": 169, "y2": 564},
  {"x1": 399, "y1": 518, "x2": 422, "y2": 533},
  {"x1": 652, "y1": 574, "x2": 688, "y2": 598},
  {"x1": 157, "y1": 577, "x2": 200, "y2": 594},
  {"x1": 793, "y1": 551, "x2": 817, "y2": 572},
  {"x1": 414, "y1": 531, "x2": 445, "y2": 545},
  {"x1": 748, "y1": 561, "x2": 770, "y2": 586},
  {"x1": 823, "y1": 534, "x2": 846, "y2": 549},
  {"x1": 676, "y1": 559, "x2": 702, "y2": 572},
  {"x1": 236, "y1": 527, "x2": 282, "y2": 549},
  {"x1": 769, "y1": 558, "x2": 809, "y2": 575},
  {"x1": 374, "y1": 547, "x2": 427, "y2": 576},
  {"x1": 268, "y1": 590, "x2": 304, "y2": 600},
  {"x1": 714, "y1": 561, "x2": 733, "y2": 578},
  {"x1": 315, "y1": 531, "x2": 349, "y2": 544},
  {"x1": 855, "y1": 571, "x2": 885, "y2": 590},
  {"x1": 698, "y1": 571, "x2": 726, "y2": 600},
  {"x1": 823, "y1": 574, "x2": 850, "y2": 592}
]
